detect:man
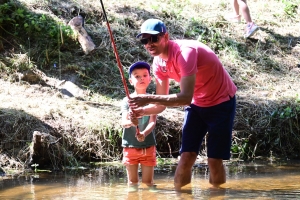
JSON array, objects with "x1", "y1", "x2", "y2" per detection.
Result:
[{"x1": 128, "y1": 18, "x2": 237, "y2": 190}]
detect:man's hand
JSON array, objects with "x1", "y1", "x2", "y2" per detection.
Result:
[{"x1": 128, "y1": 95, "x2": 149, "y2": 109}]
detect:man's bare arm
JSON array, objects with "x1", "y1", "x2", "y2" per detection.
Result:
[
  {"x1": 130, "y1": 78, "x2": 169, "y2": 116},
  {"x1": 129, "y1": 74, "x2": 196, "y2": 109}
]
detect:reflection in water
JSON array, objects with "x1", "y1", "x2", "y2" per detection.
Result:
[{"x1": 0, "y1": 161, "x2": 300, "y2": 199}]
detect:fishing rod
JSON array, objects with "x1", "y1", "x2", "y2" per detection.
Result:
[{"x1": 99, "y1": 0, "x2": 140, "y2": 135}]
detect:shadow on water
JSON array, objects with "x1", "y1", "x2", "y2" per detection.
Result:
[{"x1": 1, "y1": 160, "x2": 300, "y2": 199}]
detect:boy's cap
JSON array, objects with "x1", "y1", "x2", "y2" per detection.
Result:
[
  {"x1": 128, "y1": 61, "x2": 151, "y2": 76},
  {"x1": 136, "y1": 19, "x2": 167, "y2": 38}
]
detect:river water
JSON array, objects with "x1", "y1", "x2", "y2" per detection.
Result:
[{"x1": 1, "y1": 160, "x2": 300, "y2": 199}]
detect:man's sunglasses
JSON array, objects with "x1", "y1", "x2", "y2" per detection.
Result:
[{"x1": 140, "y1": 34, "x2": 164, "y2": 45}]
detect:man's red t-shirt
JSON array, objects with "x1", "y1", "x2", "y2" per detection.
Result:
[{"x1": 153, "y1": 40, "x2": 237, "y2": 107}]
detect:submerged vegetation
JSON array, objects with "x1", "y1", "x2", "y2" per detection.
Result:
[{"x1": 0, "y1": 0, "x2": 299, "y2": 173}]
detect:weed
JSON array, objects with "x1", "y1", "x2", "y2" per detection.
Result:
[
  {"x1": 281, "y1": 0, "x2": 298, "y2": 17},
  {"x1": 31, "y1": 163, "x2": 39, "y2": 172},
  {"x1": 0, "y1": 0, "x2": 76, "y2": 71}
]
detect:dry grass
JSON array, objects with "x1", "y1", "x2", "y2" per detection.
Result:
[{"x1": 0, "y1": 0, "x2": 299, "y2": 171}]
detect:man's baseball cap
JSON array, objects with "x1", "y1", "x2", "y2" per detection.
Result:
[
  {"x1": 136, "y1": 19, "x2": 167, "y2": 38},
  {"x1": 128, "y1": 61, "x2": 151, "y2": 76}
]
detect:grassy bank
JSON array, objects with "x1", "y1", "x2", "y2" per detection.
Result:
[{"x1": 0, "y1": 0, "x2": 299, "y2": 172}]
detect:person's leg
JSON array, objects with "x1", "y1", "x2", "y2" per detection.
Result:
[
  {"x1": 174, "y1": 152, "x2": 198, "y2": 190},
  {"x1": 126, "y1": 164, "x2": 139, "y2": 186},
  {"x1": 174, "y1": 105, "x2": 207, "y2": 191},
  {"x1": 204, "y1": 96, "x2": 236, "y2": 187},
  {"x1": 208, "y1": 158, "x2": 226, "y2": 187},
  {"x1": 226, "y1": 0, "x2": 241, "y2": 22},
  {"x1": 123, "y1": 147, "x2": 140, "y2": 188},
  {"x1": 139, "y1": 146, "x2": 156, "y2": 187},
  {"x1": 141, "y1": 165, "x2": 154, "y2": 186},
  {"x1": 234, "y1": 0, "x2": 258, "y2": 38},
  {"x1": 237, "y1": 0, "x2": 252, "y2": 24},
  {"x1": 232, "y1": 0, "x2": 240, "y2": 16}
]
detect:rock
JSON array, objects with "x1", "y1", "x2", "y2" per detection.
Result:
[
  {"x1": 57, "y1": 80, "x2": 85, "y2": 98},
  {"x1": 27, "y1": 131, "x2": 61, "y2": 168},
  {"x1": 68, "y1": 15, "x2": 96, "y2": 55},
  {"x1": 20, "y1": 70, "x2": 43, "y2": 84}
]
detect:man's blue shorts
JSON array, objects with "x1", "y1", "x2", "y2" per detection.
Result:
[{"x1": 180, "y1": 96, "x2": 236, "y2": 160}]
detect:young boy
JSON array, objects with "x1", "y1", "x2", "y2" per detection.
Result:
[{"x1": 120, "y1": 61, "x2": 157, "y2": 190}]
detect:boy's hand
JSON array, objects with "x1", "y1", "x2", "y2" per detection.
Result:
[
  {"x1": 121, "y1": 121, "x2": 133, "y2": 128},
  {"x1": 131, "y1": 107, "x2": 145, "y2": 118},
  {"x1": 129, "y1": 110, "x2": 139, "y2": 126},
  {"x1": 136, "y1": 132, "x2": 145, "y2": 142}
]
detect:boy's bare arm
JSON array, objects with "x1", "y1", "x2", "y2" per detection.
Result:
[
  {"x1": 136, "y1": 114, "x2": 157, "y2": 142},
  {"x1": 141, "y1": 115, "x2": 157, "y2": 136},
  {"x1": 121, "y1": 112, "x2": 136, "y2": 128}
]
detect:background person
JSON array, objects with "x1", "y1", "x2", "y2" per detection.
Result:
[
  {"x1": 225, "y1": 0, "x2": 259, "y2": 38},
  {"x1": 128, "y1": 19, "x2": 237, "y2": 190},
  {"x1": 121, "y1": 61, "x2": 157, "y2": 191}
]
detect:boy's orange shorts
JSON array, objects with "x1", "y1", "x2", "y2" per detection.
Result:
[{"x1": 122, "y1": 146, "x2": 156, "y2": 166}]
